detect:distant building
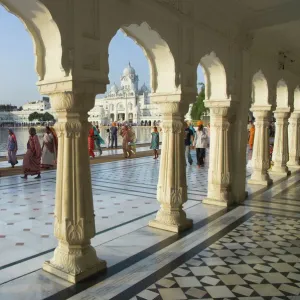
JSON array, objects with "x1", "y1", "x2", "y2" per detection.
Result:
[
  {"x1": 22, "y1": 98, "x2": 51, "y2": 111},
  {"x1": 89, "y1": 63, "x2": 161, "y2": 125},
  {"x1": 2, "y1": 65, "x2": 163, "y2": 126}
]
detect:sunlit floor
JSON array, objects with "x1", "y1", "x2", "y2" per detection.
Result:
[{"x1": 0, "y1": 150, "x2": 299, "y2": 299}]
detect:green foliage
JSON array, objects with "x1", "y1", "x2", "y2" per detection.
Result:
[
  {"x1": 0, "y1": 104, "x2": 18, "y2": 112},
  {"x1": 191, "y1": 82, "x2": 208, "y2": 120},
  {"x1": 28, "y1": 112, "x2": 40, "y2": 122},
  {"x1": 28, "y1": 112, "x2": 55, "y2": 122}
]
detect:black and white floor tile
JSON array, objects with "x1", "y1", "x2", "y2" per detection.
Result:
[{"x1": 132, "y1": 213, "x2": 300, "y2": 299}]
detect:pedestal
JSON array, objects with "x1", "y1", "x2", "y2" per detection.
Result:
[
  {"x1": 149, "y1": 101, "x2": 193, "y2": 232},
  {"x1": 269, "y1": 109, "x2": 290, "y2": 176},
  {"x1": 202, "y1": 101, "x2": 231, "y2": 207},
  {"x1": 287, "y1": 112, "x2": 300, "y2": 172},
  {"x1": 248, "y1": 107, "x2": 273, "y2": 186},
  {"x1": 42, "y1": 89, "x2": 106, "y2": 283}
]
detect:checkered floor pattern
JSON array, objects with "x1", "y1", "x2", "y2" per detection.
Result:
[{"x1": 133, "y1": 213, "x2": 300, "y2": 299}]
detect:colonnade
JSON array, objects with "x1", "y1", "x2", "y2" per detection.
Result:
[
  {"x1": 37, "y1": 81, "x2": 300, "y2": 283},
  {"x1": 249, "y1": 103, "x2": 300, "y2": 187},
  {"x1": 3, "y1": 0, "x2": 300, "y2": 286}
]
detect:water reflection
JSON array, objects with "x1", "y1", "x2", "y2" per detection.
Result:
[{"x1": 0, "y1": 126, "x2": 154, "y2": 156}]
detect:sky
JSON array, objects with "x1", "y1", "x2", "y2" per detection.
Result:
[{"x1": 0, "y1": 5, "x2": 204, "y2": 106}]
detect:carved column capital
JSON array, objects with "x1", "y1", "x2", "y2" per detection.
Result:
[
  {"x1": 157, "y1": 101, "x2": 181, "y2": 116},
  {"x1": 50, "y1": 91, "x2": 95, "y2": 113}
]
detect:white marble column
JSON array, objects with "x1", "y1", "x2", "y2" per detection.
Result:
[
  {"x1": 202, "y1": 101, "x2": 231, "y2": 207},
  {"x1": 270, "y1": 108, "x2": 290, "y2": 176},
  {"x1": 149, "y1": 101, "x2": 193, "y2": 232},
  {"x1": 43, "y1": 91, "x2": 106, "y2": 283},
  {"x1": 248, "y1": 106, "x2": 273, "y2": 186},
  {"x1": 287, "y1": 112, "x2": 300, "y2": 171}
]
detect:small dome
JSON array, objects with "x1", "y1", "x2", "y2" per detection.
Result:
[
  {"x1": 139, "y1": 83, "x2": 149, "y2": 94},
  {"x1": 123, "y1": 62, "x2": 136, "y2": 76},
  {"x1": 110, "y1": 83, "x2": 119, "y2": 94}
]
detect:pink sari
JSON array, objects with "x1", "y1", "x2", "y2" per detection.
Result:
[{"x1": 23, "y1": 135, "x2": 42, "y2": 175}]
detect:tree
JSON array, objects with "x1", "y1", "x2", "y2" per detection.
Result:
[
  {"x1": 42, "y1": 112, "x2": 55, "y2": 121},
  {"x1": 28, "y1": 112, "x2": 55, "y2": 122},
  {"x1": 28, "y1": 112, "x2": 41, "y2": 122},
  {"x1": 191, "y1": 82, "x2": 208, "y2": 120}
]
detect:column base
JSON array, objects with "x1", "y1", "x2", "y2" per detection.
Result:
[
  {"x1": 248, "y1": 178, "x2": 273, "y2": 186},
  {"x1": 148, "y1": 218, "x2": 193, "y2": 233},
  {"x1": 269, "y1": 167, "x2": 291, "y2": 177},
  {"x1": 286, "y1": 164, "x2": 300, "y2": 174},
  {"x1": 202, "y1": 197, "x2": 227, "y2": 207},
  {"x1": 43, "y1": 259, "x2": 106, "y2": 283}
]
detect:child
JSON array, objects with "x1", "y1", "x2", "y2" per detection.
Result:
[
  {"x1": 106, "y1": 128, "x2": 111, "y2": 148},
  {"x1": 150, "y1": 126, "x2": 159, "y2": 159}
]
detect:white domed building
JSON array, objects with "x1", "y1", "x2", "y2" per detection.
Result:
[{"x1": 89, "y1": 63, "x2": 161, "y2": 125}]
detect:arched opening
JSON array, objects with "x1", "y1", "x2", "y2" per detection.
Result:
[
  {"x1": 200, "y1": 52, "x2": 228, "y2": 101},
  {"x1": 0, "y1": 0, "x2": 63, "y2": 82},
  {"x1": 294, "y1": 86, "x2": 300, "y2": 111},
  {"x1": 276, "y1": 79, "x2": 289, "y2": 108},
  {"x1": 188, "y1": 53, "x2": 228, "y2": 200},
  {"x1": 252, "y1": 70, "x2": 269, "y2": 106},
  {"x1": 0, "y1": 2, "x2": 60, "y2": 153}
]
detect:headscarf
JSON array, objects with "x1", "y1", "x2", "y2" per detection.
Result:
[
  {"x1": 49, "y1": 127, "x2": 58, "y2": 154},
  {"x1": 197, "y1": 121, "x2": 203, "y2": 126},
  {"x1": 29, "y1": 127, "x2": 36, "y2": 136},
  {"x1": 8, "y1": 128, "x2": 14, "y2": 135}
]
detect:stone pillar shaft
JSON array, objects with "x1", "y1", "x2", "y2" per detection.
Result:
[
  {"x1": 43, "y1": 91, "x2": 106, "y2": 283},
  {"x1": 248, "y1": 107, "x2": 272, "y2": 186},
  {"x1": 287, "y1": 112, "x2": 300, "y2": 170},
  {"x1": 149, "y1": 102, "x2": 192, "y2": 232},
  {"x1": 270, "y1": 109, "x2": 290, "y2": 175},
  {"x1": 202, "y1": 103, "x2": 231, "y2": 207}
]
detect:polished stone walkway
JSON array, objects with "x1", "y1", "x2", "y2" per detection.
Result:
[{"x1": 0, "y1": 150, "x2": 298, "y2": 299}]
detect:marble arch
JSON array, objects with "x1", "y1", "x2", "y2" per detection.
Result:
[
  {"x1": 0, "y1": 0, "x2": 63, "y2": 82},
  {"x1": 200, "y1": 52, "x2": 228, "y2": 101},
  {"x1": 252, "y1": 70, "x2": 269, "y2": 106},
  {"x1": 276, "y1": 79, "x2": 289, "y2": 108},
  {"x1": 294, "y1": 86, "x2": 300, "y2": 110},
  {"x1": 111, "y1": 22, "x2": 177, "y2": 94}
]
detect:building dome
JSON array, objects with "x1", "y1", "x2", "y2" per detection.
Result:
[
  {"x1": 139, "y1": 83, "x2": 149, "y2": 94},
  {"x1": 123, "y1": 62, "x2": 136, "y2": 76},
  {"x1": 110, "y1": 83, "x2": 119, "y2": 94}
]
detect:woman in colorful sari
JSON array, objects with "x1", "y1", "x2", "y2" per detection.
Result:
[
  {"x1": 7, "y1": 128, "x2": 18, "y2": 168},
  {"x1": 88, "y1": 128, "x2": 95, "y2": 158},
  {"x1": 93, "y1": 125, "x2": 105, "y2": 156},
  {"x1": 120, "y1": 125, "x2": 134, "y2": 158},
  {"x1": 22, "y1": 127, "x2": 42, "y2": 179},
  {"x1": 41, "y1": 126, "x2": 57, "y2": 169},
  {"x1": 248, "y1": 123, "x2": 255, "y2": 150}
]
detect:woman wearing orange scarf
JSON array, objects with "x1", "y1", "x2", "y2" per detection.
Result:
[{"x1": 248, "y1": 122, "x2": 255, "y2": 150}]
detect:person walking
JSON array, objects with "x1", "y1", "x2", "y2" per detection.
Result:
[
  {"x1": 248, "y1": 122, "x2": 255, "y2": 150},
  {"x1": 184, "y1": 122, "x2": 194, "y2": 165},
  {"x1": 93, "y1": 125, "x2": 104, "y2": 156},
  {"x1": 150, "y1": 126, "x2": 159, "y2": 159},
  {"x1": 88, "y1": 128, "x2": 95, "y2": 158},
  {"x1": 110, "y1": 122, "x2": 118, "y2": 148},
  {"x1": 106, "y1": 128, "x2": 111, "y2": 148},
  {"x1": 7, "y1": 128, "x2": 18, "y2": 168},
  {"x1": 120, "y1": 125, "x2": 134, "y2": 158},
  {"x1": 41, "y1": 126, "x2": 57, "y2": 169},
  {"x1": 193, "y1": 124, "x2": 208, "y2": 168},
  {"x1": 21, "y1": 127, "x2": 42, "y2": 179}
]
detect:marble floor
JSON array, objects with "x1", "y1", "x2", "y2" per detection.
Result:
[
  {"x1": 0, "y1": 146, "x2": 152, "y2": 169},
  {"x1": 0, "y1": 150, "x2": 298, "y2": 299}
]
